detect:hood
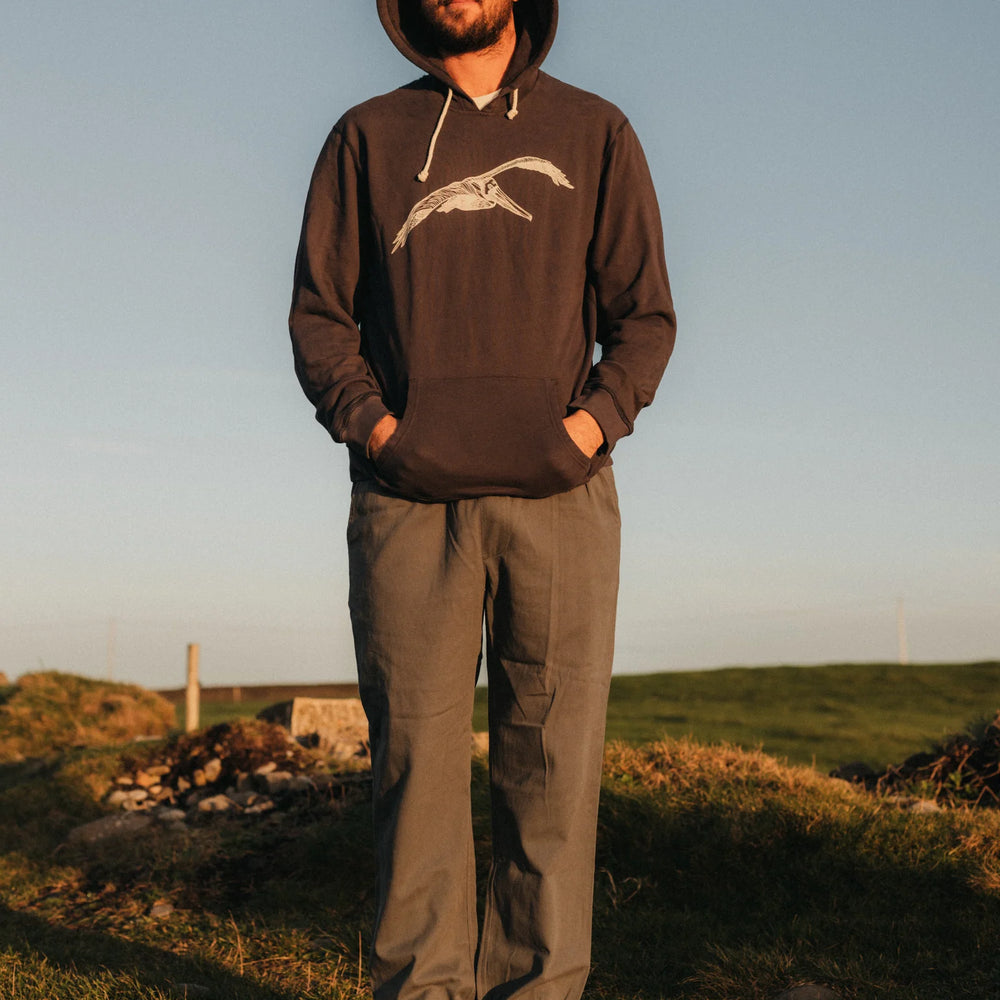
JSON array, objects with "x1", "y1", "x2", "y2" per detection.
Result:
[{"x1": 376, "y1": 0, "x2": 558, "y2": 97}]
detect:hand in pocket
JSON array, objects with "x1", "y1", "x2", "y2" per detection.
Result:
[
  {"x1": 562, "y1": 410, "x2": 604, "y2": 458},
  {"x1": 367, "y1": 414, "x2": 399, "y2": 460}
]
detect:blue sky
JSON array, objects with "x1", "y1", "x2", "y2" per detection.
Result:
[{"x1": 2, "y1": 1, "x2": 997, "y2": 689}]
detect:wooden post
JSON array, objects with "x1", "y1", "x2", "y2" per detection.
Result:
[{"x1": 185, "y1": 643, "x2": 200, "y2": 733}]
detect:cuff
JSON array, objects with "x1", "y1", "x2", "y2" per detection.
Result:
[
  {"x1": 340, "y1": 394, "x2": 392, "y2": 455},
  {"x1": 570, "y1": 386, "x2": 631, "y2": 452}
]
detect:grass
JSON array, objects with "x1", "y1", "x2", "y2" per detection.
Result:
[
  {"x1": 594, "y1": 740, "x2": 1000, "y2": 997},
  {"x1": 5, "y1": 663, "x2": 1000, "y2": 998},
  {"x1": 606, "y1": 661, "x2": 1000, "y2": 772},
  {"x1": 0, "y1": 672, "x2": 175, "y2": 760},
  {"x1": 183, "y1": 661, "x2": 1000, "y2": 775},
  {"x1": 2, "y1": 733, "x2": 1000, "y2": 998},
  {"x1": 196, "y1": 700, "x2": 276, "y2": 730}
]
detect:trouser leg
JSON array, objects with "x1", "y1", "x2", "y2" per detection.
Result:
[
  {"x1": 348, "y1": 482, "x2": 485, "y2": 1000},
  {"x1": 477, "y1": 468, "x2": 621, "y2": 1000}
]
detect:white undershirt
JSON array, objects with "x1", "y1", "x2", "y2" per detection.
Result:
[{"x1": 471, "y1": 89, "x2": 502, "y2": 110}]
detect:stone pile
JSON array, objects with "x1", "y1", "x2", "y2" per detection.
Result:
[
  {"x1": 831, "y1": 709, "x2": 1000, "y2": 808},
  {"x1": 100, "y1": 719, "x2": 370, "y2": 827}
]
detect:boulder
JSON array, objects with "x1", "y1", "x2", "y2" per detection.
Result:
[
  {"x1": 197, "y1": 794, "x2": 233, "y2": 813},
  {"x1": 773, "y1": 987, "x2": 841, "y2": 1000},
  {"x1": 257, "y1": 697, "x2": 369, "y2": 759},
  {"x1": 68, "y1": 811, "x2": 153, "y2": 845}
]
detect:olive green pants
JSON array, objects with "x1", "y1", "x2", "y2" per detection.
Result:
[{"x1": 347, "y1": 467, "x2": 620, "y2": 1000}]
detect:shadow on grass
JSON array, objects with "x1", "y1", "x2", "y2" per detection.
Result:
[
  {"x1": 0, "y1": 903, "x2": 298, "y2": 1000},
  {"x1": 590, "y1": 779, "x2": 1000, "y2": 999}
]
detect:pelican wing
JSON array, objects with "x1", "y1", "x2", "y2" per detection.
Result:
[
  {"x1": 488, "y1": 157, "x2": 575, "y2": 189},
  {"x1": 392, "y1": 183, "x2": 462, "y2": 253}
]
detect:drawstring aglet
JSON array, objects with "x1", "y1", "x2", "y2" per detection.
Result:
[
  {"x1": 415, "y1": 88, "x2": 454, "y2": 183},
  {"x1": 505, "y1": 87, "x2": 519, "y2": 120}
]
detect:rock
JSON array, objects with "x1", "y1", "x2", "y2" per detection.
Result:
[
  {"x1": 227, "y1": 790, "x2": 260, "y2": 808},
  {"x1": 197, "y1": 794, "x2": 233, "y2": 813},
  {"x1": 192, "y1": 768, "x2": 207, "y2": 787},
  {"x1": 176, "y1": 775, "x2": 191, "y2": 793},
  {"x1": 134, "y1": 770, "x2": 157, "y2": 788},
  {"x1": 155, "y1": 808, "x2": 187, "y2": 824},
  {"x1": 119, "y1": 788, "x2": 148, "y2": 807},
  {"x1": 308, "y1": 936, "x2": 338, "y2": 951},
  {"x1": 244, "y1": 799, "x2": 275, "y2": 815},
  {"x1": 254, "y1": 761, "x2": 277, "y2": 776},
  {"x1": 258, "y1": 770, "x2": 294, "y2": 794},
  {"x1": 202, "y1": 757, "x2": 222, "y2": 783},
  {"x1": 257, "y1": 697, "x2": 369, "y2": 758},
  {"x1": 773, "y1": 988, "x2": 840, "y2": 1000},
  {"x1": 884, "y1": 795, "x2": 942, "y2": 813},
  {"x1": 106, "y1": 789, "x2": 132, "y2": 807},
  {"x1": 149, "y1": 900, "x2": 174, "y2": 918},
  {"x1": 146, "y1": 764, "x2": 171, "y2": 777},
  {"x1": 68, "y1": 812, "x2": 152, "y2": 845},
  {"x1": 828, "y1": 761, "x2": 877, "y2": 786}
]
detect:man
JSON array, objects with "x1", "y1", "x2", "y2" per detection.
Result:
[{"x1": 289, "y1": 1, "x2": 675, "y2": 997}]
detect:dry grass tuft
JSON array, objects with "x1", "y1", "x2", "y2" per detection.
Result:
[
  {"x1": 603, "y1": 736, "x2": 850, "y2": 801},
  {"x1": 0, "y1": 672, "x2": 175, "y2": 760}
]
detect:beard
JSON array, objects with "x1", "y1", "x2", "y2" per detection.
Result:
[{"x1": 420, "y1": 0, "x2": 516, "y2": 56}]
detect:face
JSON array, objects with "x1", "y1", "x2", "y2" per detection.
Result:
[{"x1": 418, "y1": 0, "x2": 517, "y2": 56}]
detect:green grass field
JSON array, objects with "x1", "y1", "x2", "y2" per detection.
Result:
[
  {"x1": 190, "y1": 661, "x2": 1000, "y2": 775},
  {"x1": 602, "y1": 661, "x2": 1000, "y2": 772}
]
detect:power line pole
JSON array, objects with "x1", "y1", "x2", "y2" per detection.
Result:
[
  {"x1": 107, "y1": 617, "x2": 116, "y2": 681},
  {"x1": 896, "y1": 597, "x2": 909, "y2": 666}
]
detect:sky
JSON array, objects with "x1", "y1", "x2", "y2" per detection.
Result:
[{"x1": 2, "y1": 1, "x2": 998, "y2": 690}]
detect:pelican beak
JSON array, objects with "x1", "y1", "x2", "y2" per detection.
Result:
[{"x1": 491, "y1": 185, "x2": 533, "y2": 221}]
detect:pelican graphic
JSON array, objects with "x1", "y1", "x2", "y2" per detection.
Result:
[{"x1": 391, "y1": 156, "x2": 574, "y2": 253}]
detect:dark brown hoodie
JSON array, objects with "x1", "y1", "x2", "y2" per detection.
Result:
[{"x1": 289, "y1": 0, "x2": 676, "y2": 501}]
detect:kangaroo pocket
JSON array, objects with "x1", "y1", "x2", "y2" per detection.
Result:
[{"x1": 375, "y1": 376, "x2": 592, "y2": 501}]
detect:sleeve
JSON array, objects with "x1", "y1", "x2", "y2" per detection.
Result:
[
  {"x1": 288, "y1": 127, "x2": 390, "y2": 453},
  {"x1": 570, "y1": 118, "x2": 677, "y2": 451}
]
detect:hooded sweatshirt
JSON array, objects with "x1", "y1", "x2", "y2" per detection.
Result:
[{"x1": 289, "y1": 0, "x2": 676, "y2": 502}]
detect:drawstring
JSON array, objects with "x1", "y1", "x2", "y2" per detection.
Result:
[
  {"x1": 416, "y1": 88, "x2": 453, "y2": 183},
  {"x1": 415, "y1": 86, "x2": 520, "y2": 183},
  {"x1": 506, "y1": 88, "x2": 519, "y2": 119}
]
